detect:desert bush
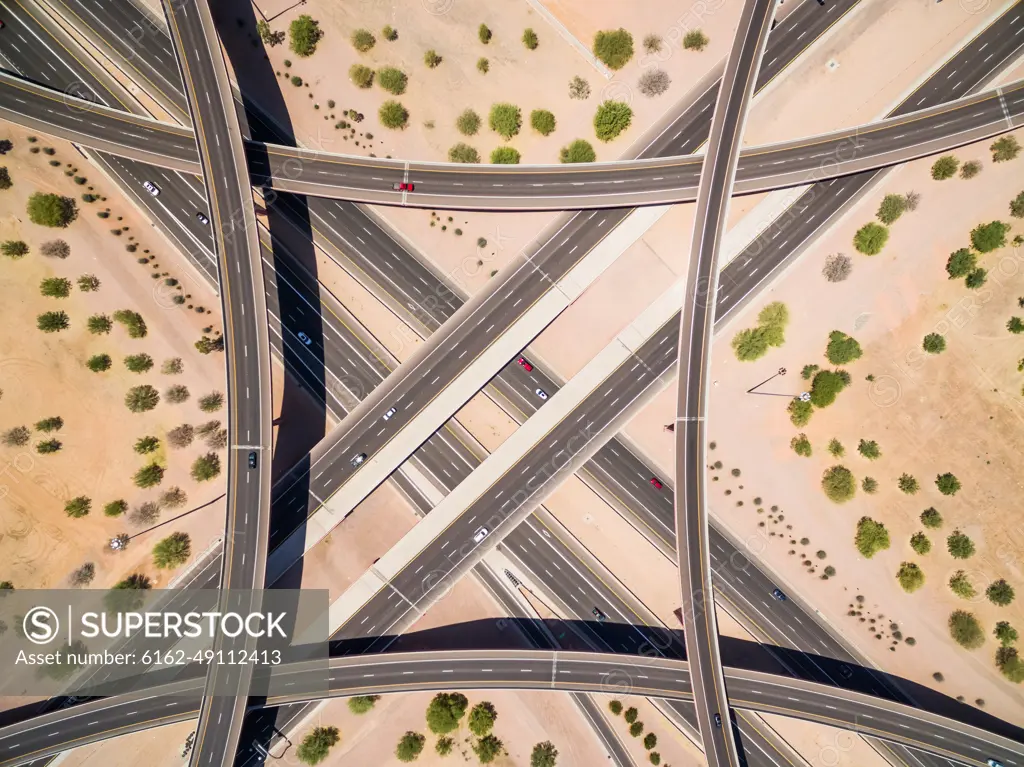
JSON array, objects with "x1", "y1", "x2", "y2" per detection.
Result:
[
  {"x1": 86, "y1": 354, "x2": 112, "y2": 372},
  {"x1": 377, "y1": 67, "x2": 407, "y2": 95},
  {"x1": 424, "y1": 49, "x2": 442, "y2": 68},
  {"x1": 853, "y1": 222, "x2": 889, "y2": 255},
  {"x1": 970, "y1": 220, "x2": 1009, "y2": 252},
  {"x1": 191, "y1": 453, "x2": 221, "y2": 482},
  {"x1": 569, "y1": 75, "x2": 591, "y2": 100},
  {"x1": 910, "y1": 532, "x2": 931, "y2": 555},
  {"x1": 945, "y1": 248, "x2": 976, "y2": 279},
  {"x1": 349, "y1": 64, "x2": 374, "y2": 89},
  {"x1": 522, "y1": 28, "x2": 538, "y2": 49},
  {"x1": 153, "y1": 532, "x2": 190, "y2": 569},
  {"x1": 40, "y1": 240, "x2": 70, "y2": 259},
  {"x1": 809, "y1": 369, "x2": 846, "y2": 408},
  {"x1": 379, "y1": 101, "x2": 409, "y2": 129},
  {"x1": 350, "y1": 28, "x2": 375, "y2": 54},
  {"x1": 530, "y1": 109, "x2": 556, "y2": 136},
  {"x1": 877, "y1": 194, "x2": 908, "y2": 225},
  {"x1": 593, "y1": 29, "x2": 634, "y2": 69},
  {"x1": 560, "y1": 139, "x2": 596, "y2": 163},
  {"x1": 125, "y1": 385, "x2": 159, "y2": 413},
  {"x1": 991, "y1": 135, "x2": 1021, "y2": 162},
  {"x1": 931, "y1": 155, "x2": 959, "y2": 180},
  {"x1": 935, "y1": 472, "x2": 961, "y2": 495},
  {"x1": 920, "y1": 508, "x2": 942, "y2": 528},
  {"x1": 987, "y1": 579, "x2": 1015, "y2": 606},
  {"x1": 683, "y1": 30, "x2": 709, "y2": 51},
  {"x1": 478, "y1": 23, "x2": 492, "y2": 44},
  {"x1": 960, "y1": 160, "x2": 982, "y2": 179},
  {"x1": 791, "y1": 434, "x2": 812, "y2": 457},
  {"x1": 448, "y1": 143, "x2": 480, "y2": 163},
  {"x1": 897, "y1": 562, "x2": 925, "y2": 593},
  {"x1": 861, "y1": 476, "x2": 878, "y2": 494},
  {"x1": 490, "y1": 147, "x2": 521, "y2": 164},
  {"x1": 28, "y1": 192, "x2": 77, "y2": 227},
  {"x1": 594, "y1": 100, "x2": 632, "y2": 142},
  {"x1": 898, "y1": 473, "x2": 919, "y2": 494},
  {"x1": 948, "y1": 610, "x2": 985, "y2": 649},
  {"x1": 856, "y1": 517, "x2": 890, "y2": 557},
  {"x1": 489, "y1": 103, "x2": 522, "y2": 140},
  {"x1": 949, "y1": 570, "x2": 976, "y2": 599},
  {"x1": 822, "y1": 253, "x2": 852, "y2": 282},
  {"x1": 638, "y1": 68, "x2": 671, "y2": 97},
  {"x1": 456, "y1": 109, "x2": 481, "y2": 136},
  {"x1": 822, "y1": 466, "x2": 856, "y2": 503},
  {"x1": 64, "y1": 496, "x2": 91, "y2": 518},
  {"x1": 947, "y1": 529, "x2": 975, "y2": 559}
]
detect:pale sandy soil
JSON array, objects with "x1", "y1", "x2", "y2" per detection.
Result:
[
  {"x1": 761, "y1": 712, "x2": 892, "y2": 767},
  {"x1": 57, "y1": 720, "x2": 194, "y2": 767},
  {"x1": 0, "y1": 126, "x2": 230, "y2": 590},
  {"x1": 596, "y1": 694, "x2": 705, "y2": 767},
  {"x1": 290, "y1": 689, "x2": 607, "y2": 767},
  {"x1": 236, "y1": 0, "x2": 740, "y2": 164},
  {"x1": 745, "y1": 0, "x2": 1012, "y2": 145},
  {"x1": 623, "y1": 127, "x2": 1024, "y2": 724}
]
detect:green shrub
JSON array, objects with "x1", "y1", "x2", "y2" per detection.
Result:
[
  {"x1": 896, "y1": 562, "x2": 924, "y2": 593},
  {"x1": 86, "y1": 354, "x2": 112, "y2": 372},
  {"x1": 921, "y1": 508, "x2": 942, "y2": 528},
  {"x1": 377, "y1": 67, "x2": 407, "y2": 95},
  {"x1": 945, "y1": 248, "x2": 976, "y2": 279},
  {"x1": 855, "y1": 517, "x2": 890, "y2": 557},
  {"x1": 124, "y1": 353, "x2": 154, "y2": 373},
  {"x1": 609, "y1": 700, "x2": 623, "y2": 715},
  {"x1": 948, "y1": 610, "x2": 985, "y2": 649},
  {"x1": 1, "y1": 240, "x2": 28, "y2": 258},
  {"x1": 970, "y1": 220, "x2": 1009, "y2": 252},
  {"x1": 468, "y1": 701, "x2": 497, "y2": 736},
  {"x1": 995, "y1": 621, "x2": 1018, "y2": 646},
  {"x1": 382, "y1": 25, "x2": 398, "y2": 41},
  {"x1": 113, "y1": 309, "x2": 147, "y2": 338},
  {"x1": 103, "y1": 499, "x2": 127, "y2": 517},
  {"x1": 861, "y1": 476, "x2": 878, "y2": 494},
  {"x1": 36, "y1": 439, "x2": 62, "y2": 454},
  {"x1": 349, "y1": 64, "x2": 374, "y2": 89},
  {"x1": 27, "y1": 192, "x2": 77, "y2": 227},
  {"x1": 935, "y1": 472, "x2": 961, "y2": 495},
  {"x1": 947, "y1": 529, "x2": 975, "y2": 559},
  {"x1": 965, "y1": 267, "x2": 987, "y2": 289},
  {"x1": 788, "y1": 397, "x2": 813, "y2": 427},
  {"x1": 931, "y1": 155, "x2": 959, "y2": 180},
  {"x1": 531, "y1": 109, "x2": 556, "y2": 136},
  {"x1": 64, "y1": 496, "x2": 91, "y2": 519},
  {"x1": 987, "y1": 579, "x2": 1015, "y2": 606},
  {"x1": 877, "y1": 194, "x2": 908, "y2": 225},
  {"x1": 379, "y1": 101, "x2": 409, "y2": 129},
  {"x1": 133, "y1": 463, "x2": 164, "y2": 489},
  {"x1": 426, "y1": 692, "x2": 468, "y2": 735},
  {"x1": 296, "y1": 725, "x2": 340, "y2": 765},
  {"x1": 898, "y1": 473, "x2": 919, "y2": 495},
  {"x1": 133, "y1": 435, "x2": 159, "y2": 454},
  {"x1": 856, "y1": 439, "x2": 881, "y2": 459},
  {"x1": 593, "y1": 29, "x2": 634, "y2": 69},
  {"x1": 523, "y1": 28, "x2": 539, "y2": 49},
  {"x1": 478, "y1": 23, "x2": 492, "y2": 44},
  {"x1": 825, "y1": 330, "x2": 862, "y2": 364},
  {"x1": 490, "y1": 147, "x2": 521, "y2": 164},
  {"x1": 289, "y1": 75, "x2": 303, "y2": 87},
  {"x1": 683, "y1": 30, "x2": 710, "y2": 51},
  {"x1": 1010, "y1": 190, "x2": 1024, "y2": 218},
  {"x1": 395, "y1": 732, "x2": 425, "y2": 763},
  {"x1": 424, "y1": 49, "x2": 442, "y2": 68},
  {"x1": 791, "y1": 434, "x2": 812, "y2": 457},
  {"x1": 910, "y1": 532, "x2": 931, "y2": 555},
  {"x1": 152, "y1": 532, "x2": 190, "y2": 569},
  {"x1": 125, "y1": 385, "x2": 159, "y2": 413},
  {"x1": 489, "y1": 103, "x2": 522, "y2": 140},
  {"x1": 456, "y1": 109, "x2": 481, "y2": 136},
  {"x1": 289, "y1": 15, "x2": 323, "y2": 57},
  {"x1": 0, "y1": 167, "x2": 10, "y2": 190},
  {"x1": 853, "y1": 222, "x2": 889, "y2": 255},
  {"x1": 594, "y1": 100, "x2": 632, "y2": 142},
  {"x1": 731, "y1": 327, "x2": 769, "y2": 361},
  {"x1": 827, "y1": 438, "x2": 844, "y2": 457},
  {"x1": 477, "y1": 58, "x2": 490, "y2": 74},
  {"x1": 821, "y1": 465, "x2": 855, "y2": 503},
  {"x1": 997, "y1": 647, "x2": 1024, "y2": 682},
  {"x1": 347, "y1": 695, "x2": 379, "y2": 715},
  {"x1": 560, "y1": 139, "x2": 595, "y2": 163},
  {"x1": 448, "y1": 143, "x2": 480, "y2": 163},
  {"x1": 629, "y1": 722, "x2": 644, "y2": 737},
  {"x1": 350, "y1": 28, "x2": 375, "y2": 54},
  {"x1": 949, "y1": 570, "x2": 976, "y2": 599},
  {"x1": 191, "y1": 452, "x2": 221, "y2": 482},
  {"x1": 960, "y1": 160, "x2": 982, "y2": 179},
  {"x1": 990, "y1": 135, "x2": 1021, "y2": 162},
  {"x1": 37, "y1": 311, "x2": 70, "y2": 333},
  {"x1": 40, "y1": 277, "x2": 72, "y2": 298},
  {"x1": 810, "y1": 369, "x2": 846, "y2": 407},
  {"x1": 920, "y1": 330, "x2": 945, "y2": 353}
]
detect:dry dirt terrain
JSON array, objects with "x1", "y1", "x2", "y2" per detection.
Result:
[
  {"x1": 625, "y1": 124, "x2": 1024, "y2": 725},
  {"x1": 0, "y1": 126, "x2": 230, "y2": 591}
]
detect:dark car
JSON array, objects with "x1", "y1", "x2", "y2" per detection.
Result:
[
  {"x1": 714, "y1": 713, "x2": 722, "y2": 728},
  {"x1": 772, "y1": 588, "x2": 787, "y2": 601},
  {"x1": 248, "y1": 451, "x2": 258, "y2": 469},
  {"x1": 592, "y1": 607, "x2": 607, "y2": 622},
  {"x1": 839, "y1": 665, "x2": 853, "y2": 679}
]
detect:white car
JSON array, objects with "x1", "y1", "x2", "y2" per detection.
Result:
[
  {"x1": 472, "y1": 527, "x2": 489, "y2": 544},
  {"x1": 297, "y1": 331, "x2": 312, "y2": 346},
  {"x1": 195, "y1": 211, "x2": 210, "y2": 225},
  {"x1": 142, "y1": 180, "x2": 160, "y2": 196},
  {"x1": 535, "y1": 388, "x2": 548, "y2": 400},
  {"x1": 383, "y1": 407, "x2": 397, "y2": 420},
  {"x1": 350, "y1": 453, "x2": 367, "y2": 467}
]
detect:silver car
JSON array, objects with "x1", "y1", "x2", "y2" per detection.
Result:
[
  {"x1": 383, "y1": 407, "x2": 397, "y2": 420},
  {"x1": 472, "y1": 527, "x2": 489, "y2": 543},
  {"x1": 350, "y1": 453, "x2": 367, "y2": 468},
  {"x1": 142, "y1": 180, "x2": 160, "y2": 196},
  {"x1": 535, "y1": 388, "x2": 548, "y2": 400}
]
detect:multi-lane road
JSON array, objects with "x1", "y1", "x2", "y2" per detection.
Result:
[
  {"x1": 159, "y1": 0, "x2": 272, "y2": 765},
  {"x1": 4, "y1": 65, "x2": 1024, "y2": 208},
  {"x1": 676, "y1": 0, "x2": 776, "y2": 765},
  {"x1": 1, "y1": 650, "x2": 1022, "y2": 767}
]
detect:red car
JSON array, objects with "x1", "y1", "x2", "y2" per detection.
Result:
[
  {"x1": 517, "y1": 357, "x2": 533, "y2": 372},
  {"x1": 392, "y1": 181, "x2": 414, "y2": 192},
  {"x1": 649, "y1": 477, "x2": 664, "y2": 490}
]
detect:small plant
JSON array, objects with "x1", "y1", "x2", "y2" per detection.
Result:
[
  {"x1": 478, "y1": 23, "x2": 492, "y2": 44},
  {"x1": 569, "y1": 75, "x2": 591, "y2": 100},
  {"x1": 124, "y1": 353, "x2": 154, "y2": 373},
  {"x1": 86, "y1": 354, "x2": 112, "y2": 372},
  {"x1": 477, "y1": 57, "x2": 489, "y2": 73},
  {"x1": 856, "y1": 517, "x2": 890, "y2": 558},
  {"x1": 134, "y1": 436, "x2": 159, "y2": 454},
  {"x1": 133, "y1": 463, "x2": 164, "y2": 489},
  {"x1": 609, "y1": 700, "x2": 623, "y2": 715},
  {"x1": 448, "y1": 143, "x2": 480, "y2": 163},
  {"x1": 896, "y1": 562, "x2": 925, "y2": 593},
  {"x1": 377, "y1": 67, "x2": 407, "y2": 95},
  {"x1": 198, "y1": 392, "x2": 224, "y2": 413},
  {"x1": 987, "y1": 579, "x2": 1015, "y2": 606},
  {"x1": 949, "y1": 570, "x2": 976, "y2": 599},
  {"x1": 945, "y1": 248, "x2": 976, "y2": 279},
  {"x1": 40, "y1": 240, "x2": 70, "y2": 259},
  {"x1": 960, "y1": 160, "x2": 982, "y2": 179},
  {"x1": 456, "y1": 109, "x2": 481, "y2": 136},
  {"x1": 629, "y1": 722, "x2": 644, "y2": 737},
  {"x1": 947, "y1": 529, "x2": 975, "y2": 559},
  {"x1": 490, "y1": 147, "x2": 521, "y2": 164},
  {"x1": 522, "y1": 28, "x2": 539, "y2": 50},
  {"x1": 594, "y1": 100, "x2": 632, "y2": 142},
  {"x1": 825, "y1": 329, "x2": 862, "y2": 365},
  {"x1": 191, "y1": 452, "x2": 221, "y2": 482},
  {"x1": 593, "y1": 29, "x2": 634, "y2": 69},
  {"x1": 638, "y1": 68, "x2": 671, "y2": 97},
  {"x1": 922, "y1": 333, "x2": 946, "y2": 354},
  {"x1": 971, "y1": 220, "x2": 1010, "y2": 253},
  {"x1": 920, "y1": 508, "x2": 942, "y2": 528},
  {"x1": 165, "y1": 385, "x2": 190, "y2": 404},
  {"x1": 935, "y1": 472, "x2": 961, "y2": 496},
  {"x1": 897, "y1": 473, "x2": 919, "y2": 495},
  {"x1": 822, "y1": 253, "x2": 852, "y2": 282},
  {"x1": 489, "y1": 103, "x2": 523, "y2": 140},
  {"x1": 297, "y1": 725, "x2": 341, "y2": 765},
  {"x1": 350, "y1": 28, "x2": 375, "y2": 53},
  {"x1": 349, "y1": 64, "x2": 374, "y2": 89},
  {"x1": 931, "y1": 155, "x2": 959, "y2": 180},
  {"x1": 683, "y1": 29, "x2": 710, "y2": 51},
  {"x1": 877, "y1": 194, "x2": 908, "y2": 225},
  {"x1": 948, "y1": 610, "x2": 985, "y2": 649},
  {"x1": 36, "y1": 439, "x2": 62, "y2": 454},
  {"x1": 788, "y1": 397, "x2": 813, "y2": 427},
  {"x1": 995, "y1": 621, "x2": 1018, "y2": 646},
  {"x1": 790, "y1": 434, "x2": 812, "y2": 457},
  {"x1": 77, "y1": 274, "x2": 100, "y2": 292},
  {"x1": 965, "y1": 267, "x2": 987, "y2": 289},
  {"x1": 910, "y1": 532, "x2": 931, "y2": 555},
  {"x1": 530, "y1": 109, "x2": 556, "y2": 136},
  {"x1": 152, "y1": 532, "x2": 191, "y2": 569},
  {"x1": 822, "y1": 465, "x2": 856, "y2": 503},
  {"x1": 378, "y1": 100, "x2": 409, "y2": 130},
  {"x1": 37, "y1": 311, "x2": 70, "y2": 333},
  {"x1": 382, "y1": 24, "x2": 398, "y2": 41},
  {"x1": 827, "y1": 439, "x2": 844, "y2": 457},
  {"x1": 35, "y1": 416, "x2": 64, "y2": 433},
  {"x1": 861, "y1": 476, "x2": 878, "y2": 494},
  {"x1": 643, "y1": 34, "x2": 663, "y2": 53},
  {"x1": 125, "y1": 385, "x2": 159, "y2": 413},
  {"x1": 348, "y1": 695, "x2": 379, "y2": 714},
  {"x1": 624, "y1": 707, "x2": 638, "y2": 724},
  {"x1": 990, "y1": 135, "x2": 1021, "y2": 162},
  {"x1": 560, "y1": 139, "x2": 596, "y2": 163},
  {"x1": 853, "y1": 222, "x2": 889, "y2": 255},
  {"x1": 290, "y1": 75, "x2": 303, "y2": 87},
  {"x1": 64, "y1": 496, "x2": 91, "y2": 519},
  {"x1": 424, "y1": 49, "x2": 442, "y2": 68}
]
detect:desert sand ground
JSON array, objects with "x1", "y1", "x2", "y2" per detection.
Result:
[
  {"x1": 760, "y1": 712, "x2": 891, "y2": 767},
  {"x1": 624, "y1": 125, "x2": 1024, "y2": 724},
  {"x1": 0, "y1": 126, "x2": 230, "y2": 590}
]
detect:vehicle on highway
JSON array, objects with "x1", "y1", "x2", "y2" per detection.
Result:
[
  {"x1": 297, "y1": 331, "x2": 312, "y2": 346},
  {"x1": 988, "y1": 760, "x2": 1005, "y2": 767},
  {"x1": 714, "y1": 713, "x2": 722, "y2": 728},
  {"x1": 392, "y1": 181, "x2": 414, "y2": 192},
  {"x1": 535, "y1": 388, "x2": 548, "y2": 400},
  {"x1": 350, "y1": 453, "x2": 367, "y2": 467},
  {"x1": 195, "y1": 211, "x2": 210, "y2": 225},
  {"x1": 472, "y1": 527, "x2": 489, "y2": 544},
  {"x1": 248, "y1": 451, "x2": 258, "y2": 469},
  {"x1": 772, "y1": 588, "x2": 787, "y2": 601},
  {"x1": 591, "y1": 607, "x2": 607, "y2": 622},
  {"x1": 517, "y1": 357, "x2": 533, "y2": 372},
  {"x1": 142, "y1": 180, "x2": 160, "y2": 196},
  {"x1": 649, "y1": 477, "x2": 664, "y2": 490},
  {"x1": 839, "y1": 665, "x2": 853, "y2": 679},
  {"x1": 383, "y1": 407, "x2": 397, "y2": 420}
]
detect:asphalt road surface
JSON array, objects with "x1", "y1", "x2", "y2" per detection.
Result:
[
  {"x1": 159, "y1": 0, "x2": 272, "y2": 765},
  {"x1": 0, "y1": 651, "x2": 1021, "y2": 767},
  {"x1": 675, "y1": 0, "x2": 776, "y2": 765}
]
